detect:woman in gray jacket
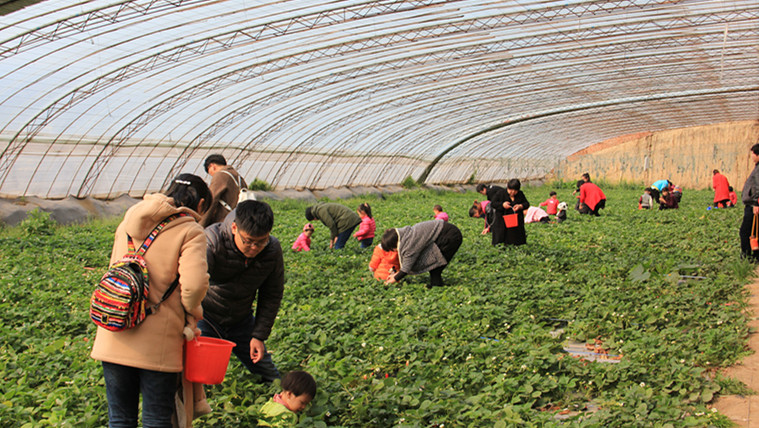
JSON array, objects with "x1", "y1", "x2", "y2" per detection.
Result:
[{"x1": 381, "y1": 219, "x2": 462, "y2": 289}]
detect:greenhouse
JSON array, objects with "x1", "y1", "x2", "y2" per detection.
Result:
[
  {"x1": 1, "y1": 0, "x2": 759, "y2": 427},
  {"x1": 0, "y1": 0, "x2": 756, "y2": 199}
]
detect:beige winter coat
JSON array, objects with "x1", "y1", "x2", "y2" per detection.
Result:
[{"x1": 91, "y1": 193, "x2": 209, "y2": 372}]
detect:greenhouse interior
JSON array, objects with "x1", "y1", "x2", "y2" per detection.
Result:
[
  {"x1": 0, "y1": 0, "x2": 756, "y2": 200},
  {"x1": 1, "y1": 0, "x2": 759, "y2": 427}
]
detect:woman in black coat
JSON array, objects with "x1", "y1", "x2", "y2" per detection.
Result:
[{"x1": 503, "y1": 179, "x2": 530, "y2": 246}]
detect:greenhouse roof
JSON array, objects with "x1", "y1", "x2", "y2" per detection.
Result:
[{"x1": 0, "y1": 0, "x2": 757, "y2": 198}]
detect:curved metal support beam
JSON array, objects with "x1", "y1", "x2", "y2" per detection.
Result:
[{"x1": 417, "y1": 86, "x2": 759, "y2": 184}]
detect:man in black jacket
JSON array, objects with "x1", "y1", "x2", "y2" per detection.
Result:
[{"x1": 199, "y1": 200, "x2": 284, "y2": 381}]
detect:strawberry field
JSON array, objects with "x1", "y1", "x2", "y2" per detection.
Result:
[{"x1": 0, "y1": 185, "x2": 753, "y2": 427}]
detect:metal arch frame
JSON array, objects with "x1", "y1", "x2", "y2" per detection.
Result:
[
  {"x1": 448, "y1": 92, "x2": 759, "y2": 165},
  {"x1": 0, "y1": 0, "x2": 453, "y2": 194},
  {"x1": 0, "y1": 0, "x2": 756, "y2": 196},
  {"x1": 77, "y1": 0, "x2": 515, "y2": 196},
  {"x1": 229, "y1": 13, "x2": 759, "y2": 187},
  {"x1": 14, "y1": 2, "x2": 756, "y2": 194},
  {"x1": 230, "y1": 5, "x2": 759, "y2": 169},
  {"x1": 256, "y1": 41, "x2": 758, "y2": 188},
  {"x1": 313, "y1": 83, "x2": 759, "y2": 187},
  {"x1": 0, "y1": 0, "x2": 208, "y2": 59},
  {"x1": 342, "y1": 54, "x2": 759, "y2": 185},
  {"x1": 428, "y1": 92, "x2": 759, "y2": 184},
  {"x1": 19, "y1": 0, "x2": 724, "y2": 194},
  {"x1": 74, "y1": 11, "x2": 529, "y2": 195},
  {"x1": 440, "y1": 95, "x2": 759, "y2": 184}
]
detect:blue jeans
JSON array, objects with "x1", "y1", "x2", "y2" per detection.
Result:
[
  {"x1": 359, "y1": 237, "x2": 374, "y2": 249},
  {"x1": 333, "y1": 227, "x2": 356, "y2": 249},
  {"x1": 197, "y1": 314, "x2": 280, "y2": 382},
  {"x1": 102, "y1": 361, "x2": 178, "y2": 428}
]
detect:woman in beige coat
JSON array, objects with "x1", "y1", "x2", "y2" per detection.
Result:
[{"x1": 91, "y1": 173, "x2": 211, "y2": 428}]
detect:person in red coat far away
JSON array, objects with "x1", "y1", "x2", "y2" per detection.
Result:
[
  {"x1": 712, "y1": 169, "x2": 731, "y2": 208},
  {"x1": 578, "y1": 174, "x2": 607, "y2": 217}
]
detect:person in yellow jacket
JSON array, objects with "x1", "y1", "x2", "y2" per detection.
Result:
[{"x1": 91, "y1": 173, "x2": 211, "y2": 427}]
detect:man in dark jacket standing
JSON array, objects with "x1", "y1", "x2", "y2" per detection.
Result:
[{"x1": 199, "y1": 200, "x2": 284, "y2": 381}]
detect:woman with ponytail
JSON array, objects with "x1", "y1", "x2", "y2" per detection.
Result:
[{"x1": 91, "y1": 173, "x2": 211, "y2": 427}]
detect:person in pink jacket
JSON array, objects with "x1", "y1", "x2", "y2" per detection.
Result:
[
  {"x1": 292, "y1": 223, "x2": 314, "y2": 251},
  {"x1": 354, "y1": 203, "x2": 376, "y2": 248},
  {"x1": 468, "y1": 200, "x2": 492, "y2": 234},
  {"x1": 433, "y1": 205, "x2": 449, "y2": 222},
  {"x1": 524, "y1": 206, "x2": 550, "y2": 223},
  {"x1": 91, "y1": 174, "x2": 211, "y2": 427}
]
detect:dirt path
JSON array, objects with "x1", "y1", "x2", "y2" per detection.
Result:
[{"x1": 713, "y1": 274, "x2": 759, "y2": 427}]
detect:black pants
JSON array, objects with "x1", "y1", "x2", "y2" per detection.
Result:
[
  {"x1": 430, "y1": 223, "x2": 463, "y2": 287},
  {"x1": 650, "y1": 188, "x2": 660, "y2": 202},
  {"x1": 740, "y1": 205, "x2": 758, "y2": 261},
  {"x1": 590, "y1": 199, "x2": 605, "y2": 216}
]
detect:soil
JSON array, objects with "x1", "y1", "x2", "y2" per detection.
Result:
[{"x1": 713, "y1": 272, "x2": 759, "y2": 427}]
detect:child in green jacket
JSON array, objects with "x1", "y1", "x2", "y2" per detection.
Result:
[{"x1": 258, "y1": 371, "x2": 316, "y2": 427}]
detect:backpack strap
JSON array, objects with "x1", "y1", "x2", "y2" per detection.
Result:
[
  {"x1": 146, "y1": 276, "x2": 179, "y2": 315},
  {"x1": 219, "y1": 169, "x2": 242, "y2": 188},
  {"x1": 218, "y1": 169, "x2": 242, "y2": 211},
  {"x1": 138, "y1": 212, "x2": 188, "y2": 314},
  {"x1": 134, "y1": 213, "x2": 186, "y2": 257}
]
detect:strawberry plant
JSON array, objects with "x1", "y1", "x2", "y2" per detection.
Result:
[{"x1": 0, "y1": 186, "x2": 750, "y2": 426}]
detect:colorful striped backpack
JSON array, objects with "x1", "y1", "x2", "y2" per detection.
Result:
[{"x1": 90, "y1": 213, "x2": 185, "y2": 331}]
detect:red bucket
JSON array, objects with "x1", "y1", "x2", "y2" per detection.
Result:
[
  {"x1": 184, "y1": 337, "x2": 236, "y2": 384},
  {"x1": 503, "y1": 213, "x2": 519, "y2": 228}
]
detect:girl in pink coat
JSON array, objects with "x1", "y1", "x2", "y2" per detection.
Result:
[
  {"x1": 354, "y1": 203, "x2": 376, "y2": 249},
  {"x1": 292, "y1": 223, "x2": 314, "y2": 251}
]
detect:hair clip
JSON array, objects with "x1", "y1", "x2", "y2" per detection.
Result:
[{"x1": 175, "y1": 179, "x2": 191, "y2": 185}]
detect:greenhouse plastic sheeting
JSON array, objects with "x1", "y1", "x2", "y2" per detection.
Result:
[{"x1": 0, "y1": 0, "x2": 756, "y2": 198}]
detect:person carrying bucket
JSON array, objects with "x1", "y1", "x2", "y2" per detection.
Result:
[
  {"x1": 90, "y1": 174, "x2": 212, "y2": 427},
  {"x1": 200, "y1": 200, "x2": 285, "y2": 384}
]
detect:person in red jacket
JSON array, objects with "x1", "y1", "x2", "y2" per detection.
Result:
[
  {"x1": 579, "y1": 181, "x2": 607, "y2": 216},
  {"x1": 539, "y1": 191, "x2": 559, "y2": 215},
  {"x1": 728, "y1": 186, "x2": 737, "y2": 207},
  {"x1": 713, "y1": 169, "x2": 731, "y2": 208}
]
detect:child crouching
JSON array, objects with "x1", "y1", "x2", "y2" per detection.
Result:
[
  {"x1": 369, "y1": 243, "x2": 400, "y2": 281},
  {"x1": 292, "y1": 223, "x2": 314, "y2": 252},
  {"x1": 259, "y1": 371, "x2": 316, "y2": 427}
]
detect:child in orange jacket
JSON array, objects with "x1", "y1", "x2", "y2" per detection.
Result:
[{"x1": 368, "y1": 244, "x2": 400, "y2": 281}]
